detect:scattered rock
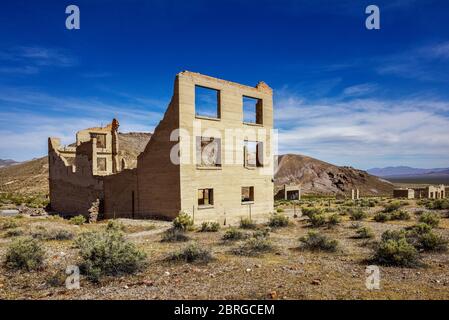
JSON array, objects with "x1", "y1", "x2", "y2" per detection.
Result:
[
  {"x1": 311, "y1": 279, "x2": 321, "y2": 285},
  {"x1": 268, "y1": 291, "x2": 277, "y2": 299}
]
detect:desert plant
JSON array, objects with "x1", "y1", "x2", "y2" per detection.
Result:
[
  {"x1": 3, "y1": 227, "x2": 25, "y2": 238},
  {"x1": 308, "y1": 214, "x2": 327, "y2": 227},
  {"x1": 301, "y1": 207, "x2": 322, "y2": 217},
  {"x1": 4, "y1": 237, "x2": 45, "y2": 271},
  {"x1": 268, "y1": 213, "x2": 290, "y2": 228},
  {"x1": 419, "y1": 212, "x2": 440, "y2": 227},
  {"x1": 425, "y1": 199, "x2": 449, "y2": 210},
  {"x1": 0, "y1": 219, "x2": 18, "y2": 230},
  {"x1": 390, "y1": 210, "x2": 411, "y2": 221},
  {"x1": 299, "y1": 231, "x2": 338, "y2": 252},
  {"x1": 169, "y1": 243, "x2": 213, "y2": 263},
  {"x1": 349, "y1": 208, "x2": 367, "y2": 221},
  {"x1": 70, "y1": 215, "x2": 86, "y2": 225},
  {"x1": 383, "y1": 201, "x2": 402, "y2": 213},
  {"x1": 276, "y1": 208, "x2": 284, "y2": 213},
  {"x1": 327, "y1": 214, "x2": 341, "y2": 227},
  {"x1": 173, "y1": 212, "x2": 194, "y2": 231},
  {"x1": 415, "y1": 231, "x2": 448, "y2": 252},
  {"x1": 222, "y1": 227, "x2": 247, "y2": 241},
  {"x1": 374, "y1": 212, "x2": 391, "y2": 222},
  {"x1": 355, "y1": 226, "x2": 375, "y2": 239},
  {"x1": 199, "y1": 221, "x2": 220, "y2": 232},
  {"x1": 75, "y1": 230, "x2": 147, "y2": 281},
  {"x1": 233, "y1": 237, "x2": 274, "y2": 256},
  {"x1": 161, "y1": 228, "x2": 190, "y2": 242},
  {"x1": 106, "y1": 220, "x2": 125, "y2": 232},
  {"x1": 373, "y1": 237, "x2": 419, "y2": 267},
  {"x1": 239, "y1": 217, "x2": 257, "y2": 229},
  {"x1": 31, "y1": 226, "x2": 74, "y2": 241}
]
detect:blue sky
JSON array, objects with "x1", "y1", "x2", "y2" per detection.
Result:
[{"x1": 1, "y1": 0, "x2": 449, "y2": 169}]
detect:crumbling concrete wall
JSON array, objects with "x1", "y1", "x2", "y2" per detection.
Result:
[{"x1": 103, "y1": 169, "x2": 138, "y2": 219}]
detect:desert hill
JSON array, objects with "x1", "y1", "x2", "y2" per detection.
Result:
[{"x1": 274, "y1": 154, "x2": 394, "y2": 196}]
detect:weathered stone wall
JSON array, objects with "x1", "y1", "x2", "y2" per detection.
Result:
[
  {"x1": 103, "y1": 169, "x2": 138, "y2": 219},
  {"x1": 48, "y1": 138, "x2": 103, "y2": 217},
  {"x1": 135, "y1": 77, "x2": 181, "y2": 219}
]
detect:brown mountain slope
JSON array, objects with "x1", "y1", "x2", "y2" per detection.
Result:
[{"x1": 275, "y1": 154, "x2": 394, "y2": 196}]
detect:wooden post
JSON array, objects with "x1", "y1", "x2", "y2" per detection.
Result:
[{"x1": 192, "y1": 205, "x2": 195, "y2": 224}]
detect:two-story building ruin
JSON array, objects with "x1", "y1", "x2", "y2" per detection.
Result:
[{"x1": 48, "y1": 71, "x2": 274, "y2": 223}]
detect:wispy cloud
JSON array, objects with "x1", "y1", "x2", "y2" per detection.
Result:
[
  {"x1": 274, "y1": 88, "x2": 449, "y2": 169},
  {"x1": 0, "y1": 46, "x2": 77, "y2": 75},
  {"x1": 343, "y1": 83, "x2": 378, "y2": 97}
]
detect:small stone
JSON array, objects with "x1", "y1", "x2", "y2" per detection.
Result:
[
  {"x1": 311, "y1": 279, "x2": 321, "y2": 285},
  {"x1": 246, "y1": 268, "x2": 252, "y2": 273},
  {"x1": 268, "y1": 291, "x2": 277, "y2": 299},
  {"x1": 164, "y1": 271, "x2": 170, "y2": 276},
  {"x1": 255, "y1": 264, "x2": 262, "y2": 268}
]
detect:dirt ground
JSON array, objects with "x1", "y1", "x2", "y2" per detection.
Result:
[{"x1": 0, "y1": 198, "x2": 449, "y2": 300}]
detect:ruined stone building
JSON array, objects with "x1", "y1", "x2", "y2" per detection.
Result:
[
  {"x1": 393, "y1": 184, "x2": 446, "y2": 199},
  {"x1": 48, "y1": 71, "x2": 274, "y2": 223}
]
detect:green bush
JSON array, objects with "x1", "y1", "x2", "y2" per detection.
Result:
[
  {"x1": 169, "y1": 243, "x2": 213, "y2": 263},
  {"x1": 268, "y1": 213, "x2": 290, "y2": 228},
  {"x1": 222, "y1": 227, "x2": 247, "y2": 241},
  {"x1": 415, "y1": 231, "x2": 448, "y2": 251},
  {"x1": 173, "y1": 212, "x2": 194, "y2": 231},
  {"x1": 75, "y1": 230, "x2": 147, "y2": 281},
  {"x1": 383, "y1": 201, "x2": 402, "y2": 213},
  {"x1": 31, "y1": 226, "x2": 74, "y2": 241},
  {"x1": 161, "y1": 228, "x2": 190, "y2": 242},
  {"x1": 239, "y1": 217, "x2": 257, "y2": 229},
  {"x1": 308, "y1": 214, "x2": 327, "y2": 227},
  {"x1": 276, "y1": 208, "x2": 284, "y2": 213},
  {"x1": 0, "y1": 219, "x2": 18, "y2": 230},
  {"x1": 349, "y1": 208, "x2": 367, "y2": 221},
  {"x1": 374, "y1": 212, "x2": 391, "y2": 222},
  {"x1": 106, "y1": 220, "x2": 125, "y2": 232},
  {"x1": 199, "y1": 221, "x2": 220, "y2": 232},
  {"x1": 70, "y1": 215, "x2": 86, "y2": 225},
  {"x1": 373, "y1": 237, "x2": 419, "y2": 267},
  {"x1": 355, "y1": 226, "x2": 375, "y2": 239},
  {"x1": 233, "y1": 237, "x2": 274, "y2": 256},
  {"x1": 419, "y1": 212, "x2": 440, "y2": 227},
  {"x1": 4, "y1": 237, "x2": 45, "y2": 271},
  {"x1": 327, "y1": 214, "x2": 341, "y2": 227},
  {"x1": 299, "y1": 231, "x2": 338, "y2": 252},
  {"x1": 425, "y1": 199, "x2": 449, "y2": 210},
  {"x1": 3, "y1": 228, "x2": 25, "y2": 238},
  {"x1": 390, "y1": 210, "x2": 411, "y2": 221},
  {"x1": 301, "y1": 207, "x2": 322, "y2": 217},
  {"x1": 406, "y1": 223, "x2": 432, "y2": 235}
]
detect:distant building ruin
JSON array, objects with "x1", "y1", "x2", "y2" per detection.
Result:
[
  {"x1": 48, "y1": 71, "x2": 274, "y2": 223},
  {"x1": 393, "y1": 185, "x2": 446, "y2": 199},
  {"x1": 275, "y1": 184, "x2": 301, "y2": 201}
]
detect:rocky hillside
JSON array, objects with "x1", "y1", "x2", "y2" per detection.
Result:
[
  {"x1": 0, "y1": 159, "x2": 19, "y2": 168},
  {"x1": 275, "y1": 154, "x2": 394, "y2": 196},
  {"x1": 0, "y1": 157, "x2": 48, "y2": 195}
]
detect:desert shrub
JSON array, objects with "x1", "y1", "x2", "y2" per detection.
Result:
[
  {"x1": 355, "y1": 226, "x2": 375, "y2": 239},
  {"x1": 374, "y1": 212, "x2": 391, "y2": 222},
  {"x1": 327, "y1": 214, "x2": 341, "y2": 227},
  {"x1": 414, "y1": 209, "x2": 425, "y2": 215},
  {"x1": 308, "y1": 214, "x2": 326, "y2": 227},
  {"x1": 106, "y1": 220, "x2": 125, "y2": 232},
  {"x1": 161, "y1": 228, "x2": 190, "y2": 242},
  {"x1": 4, "y1": 228, "x2": 25, "y2": 238},
  {"x1": 415, "y1": 231, "x2": 448, "y2": 251},
  {"x1": 390, "y1": 210, "x2": 411, "y2": 221},
  {"x1": 169, "y1": 243, "x2": 213, "y2": 263},
  {"x1": 301, "y1": 207, "x2": 322, "y2": 217},
  {"x1": 239, "y1": 217, "x2": 257, "y2": 229},
  {"x1": 419, "y1": 212, "x2": 440, "y2": 228},
  {"x1": 233, "y1": 237, "x2": 274, "y2": 256},
  {"x1": 383, "y1": 201, "x2": 402, "y2": 213},
  {"x1": 4, "y1": 237, "x2": 45, "y2": 271},
  {"x1": 199, "y1": 221, "x2": 220, "y2": 232},
  {"x1": 252, "y1": 227, "x2": 270, "y2": 239},
  {"x1": 299, "y1": 231, "x2": 338, "y2": 252},
  {"x1": 406, "y1": 223, "x2": 432, "y2": 235},
  {"x1": 70, "y1": 215, "x2": 86, "y2": 225},
  {"x1": 276, "y1": 208, "x2": 284, "y2": 213},
  {"x1": 222, "y1": 227, "x2": 247, "y2": 241},
  {"x1": 75, "y1": 230, "x2": 147, "y2": 281},
  {"x1": 373, "y1": 237, "x2": 419, "y2": 267},
  {"x1": 349, "y1": 208, "x2": 367, "y2": 221},
  {"x1": 173, "y1": 212, "x2": 194, "y2": 231},
  {"x1": 425, "y1": 199, "x2": 449, "y2": 210},
  {"x1": 0, "y1": 219, "x2": 18, "y2": 230},
  {"x1": 268, "y1": 213, "x2": 290, "y2": 228},
  {"x1": 31, "y1": 226, "x2": 74, "y2": 241}
]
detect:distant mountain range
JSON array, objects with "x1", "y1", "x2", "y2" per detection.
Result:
[
  {"x1": 367, "y1": 166, "x2": 449, "y2": 177},
  {"x1": 0, "y1": 159, "x2": 19, "y2": 168}
]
